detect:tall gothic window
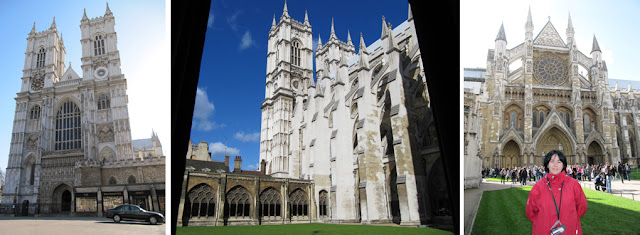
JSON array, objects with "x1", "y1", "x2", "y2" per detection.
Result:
[
  {"x1": 565, "y1": 113, "x2": 571, "y2": 128},
  {"x1": 188, "y1": 184, "x2": 216, "y2": 218},
  {"x1": 127, "y1": 175, "x2": 136, "y2": 184},
  {"x1": 291, "y1": 41, "x2": 301, "y2": 66},
  {"x1": 319, "y1": 190, "x2": 328, "y2": 217},
  {"x1": 30, "y1": 164, "x2": 35, "y2": 185},
  {"x1": 533, "y1": 111, "x2": 538, "y2": 127},
  {"x1": 289, "y1": 188, "x2": 308, "y2": 217},
  {"x1": 97, "y1": 94, "x2": 110, "y2": 110},
  {"x1": 510, "y1": 112, "x2": 516, "y2": 129},
  {"x1": 584, "y1": 114, "x2": 591, "y2": 132},
  {"x1": 36, "y1": 48, "x2": 46, "y2": 68},
  {"x1": 55, "y1": 101, "x2": 81, "y2": 150},
  {"x1": 30, "y1": 105, "x2": 41, "y2": 120},
  {"x1": 94, "y1": 35, "x2": 105, "y2": 56},
  {"x1": 539, "y1": 112, "x2": 545, "y2": 126},
  {"x1": 225, "y1": 186, "x2": 251, "y2": 218},
  {"x1": 259, "y1": 187, "x2": 281, "y2": 219}
]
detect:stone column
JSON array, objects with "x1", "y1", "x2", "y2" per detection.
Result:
[
  {"x1": 97, "y1": 187, "x2": 103, "y2": 217},
  {"x1": 217, "y1": 176, "x2": 226, "y2": 226},
  {"x1": 177, "y1": 173, "x2": 188, "y2": 227},
  {"x1": 150, "y1": 184, "x2": 159, "y2": 212},
  {"x1": 282, "y1": 181, "x2": 288, "y2": 224},
  {"x1": 123, "y1": 187, "x2": 129, "y2": 204}
]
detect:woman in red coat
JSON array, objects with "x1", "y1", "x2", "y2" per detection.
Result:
[{"x1": 526, "y1": 150, "x2": 588, "y2": 234}]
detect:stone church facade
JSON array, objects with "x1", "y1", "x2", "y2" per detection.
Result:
[
  {"x1": 256, "y1": 2, "x2": 448, "y2": 226},
  {"x1": 1, "y1": 5, "x2": 165, "y2": 216},
  {"x1": 476, "y1": 8, "x2": 639, "y2": 169}
]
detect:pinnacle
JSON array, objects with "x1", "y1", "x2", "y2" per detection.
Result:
[
  {"x1": 495, "y1": 23, "x2": 507, "y2": 43},
  {"x1": 304, "y1": 9, "x2": 310, "y2": 25},
  {"x1": 106, "y1": 2, "x2": 112, "y2": 15},
  {"x1": 82, "y1": 8, "x2": 88, "y2": 21},
  {"x1": 347, "y1": 30, "x2": 353, "y2": 46},
  {"x1": 282, "y1": 0, "x2": 289, "y2": 17},
  {"x1": 381, "y1": 15, "x2": 387, "y2": 38},
  {"x1": 591, "y1": 35, "x2": 601, "y2": 53},
  {"x1": 329, "y1": 18, "x2": 337, "y2": 40}
]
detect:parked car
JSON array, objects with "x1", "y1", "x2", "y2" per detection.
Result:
[{"x1": 105, "y1": 204, "x2": 164, "y2": 225}]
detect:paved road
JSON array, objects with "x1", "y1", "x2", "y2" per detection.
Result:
[{"x1": 0, "y1": 216, "x2": 165, "y2": 235}]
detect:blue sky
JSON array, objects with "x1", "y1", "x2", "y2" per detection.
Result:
[
  {"x1": 191, "y1": 0, "x2": 410, "y2": 171},
  {"x1": 461, "y1": 0, "x2": 640, "y2": 82},
  {"x1": 0, "y1": 1, "x2": 169, "y2": 174}
]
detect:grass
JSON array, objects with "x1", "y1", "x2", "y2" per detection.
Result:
[
  {"x1": 177, "y1": 223, "x2": 453, "y2": 235},
  {"x1": 472, "y1": 186, "x2": 640, "y2": 235}
]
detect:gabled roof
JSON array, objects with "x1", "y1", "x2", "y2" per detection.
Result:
[
  {"x1": 61, "y1": 64, "x2": 81, "y2": 81},
  {"x1": 533, "y1": 21, "x2": 566, "y2": 48}
]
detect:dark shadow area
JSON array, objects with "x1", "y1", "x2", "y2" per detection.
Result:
[{"x1": 171, "y1": 1, "x2": 211, "y2": 234}]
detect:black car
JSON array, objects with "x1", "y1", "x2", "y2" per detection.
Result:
[{"x1": 105, "y1": 204, "x2": 164, "y2": 225}]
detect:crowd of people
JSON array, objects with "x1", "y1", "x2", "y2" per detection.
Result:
[{"x1": 481, "y1": 161, "x2": 632, "y2": 193}]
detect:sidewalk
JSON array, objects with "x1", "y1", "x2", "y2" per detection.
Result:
[{"x1": 463, "y1": 177, "x2": 639, "y2": 235}]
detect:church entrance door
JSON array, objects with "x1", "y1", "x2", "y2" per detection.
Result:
[
  {"x1": 61, "y1": 190, "x2": 71, "y2": 212},
  {"x1": 22, "y1": 200, "x2": 29, "y2": 216},
  {"x1": 536, "y1": 127, "x2": 573, "y2": 164}
]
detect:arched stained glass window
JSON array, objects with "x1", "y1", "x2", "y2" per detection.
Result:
[
  {"x1": 30, "y1": 105, "x2": 41, "y2": 120},
  {"x1": 36, "y1": 48, "x2": 46, "y2": 68},
  {"x1": 97, "y1": 94, "x2": 110, "y2": 110},
  {"x1": 55, "y1": 101, "x2": 81, "y2": 150},
  {"x1": 584, "y1": 114, "x2": 591, "y2": 132},
  {"x1": 533, "y1": 111, "x2": 538, "y2": 127},
  {"x1": 510, "y1": 112, "x2": 516, "y2": 129},
  {"x1": 94, "y1": 35, "x2": 105, "y2": 56},
  {"x1": 291, "y1": 41, "x2": 301, "y2": 66}
]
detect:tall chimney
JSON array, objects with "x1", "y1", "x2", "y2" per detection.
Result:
[
  {"x1": 234, "y1": 156, "x2": 242, "y2": 172},
  {"x1": 260, "y1": 160, "x2": 267, "y2": 175},
  {"x1": 224, "y1": 156, "x2": 229, "y2": 168}
]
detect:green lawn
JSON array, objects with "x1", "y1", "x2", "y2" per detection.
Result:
[
  {"x1": 472, "y1": 186, "x2": 640, "y2": 235},
  {"x1": 177, "y1": 223, "x2": 452, "y2": 235}
]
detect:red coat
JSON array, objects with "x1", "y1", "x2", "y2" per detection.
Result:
[{"x1": 526, "y1": 173, "x2": 587, "y2": 235}]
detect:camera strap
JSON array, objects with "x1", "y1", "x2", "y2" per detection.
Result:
[{"x1": 546, "y1": 176, "x2": 564, "y2": 221}]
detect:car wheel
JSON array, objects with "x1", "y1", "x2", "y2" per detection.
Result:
[
  {"x1": 113, "y1": 215, "x2": 121, "y2": 223},
  {"x1": 150, "y1": 216, "x2": 158, "y2": 225}
]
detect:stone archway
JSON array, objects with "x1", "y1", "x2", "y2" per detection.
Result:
[
  {"x1": 536, "y1": 127, "x2": 573, "y2": 165},
  {"x1": 502, "y1": 140, "x2": 520, "y2": 168},
  {"x1": 52, "y1": 183, "x2": 73, "y2": 213},
  {"x1": 587, "y1": 141, "x2": 604, "y2": 165}
]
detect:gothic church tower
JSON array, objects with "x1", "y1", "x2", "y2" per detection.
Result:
[{"x1": 260, "y1": 1, "x2": 314, "y2": 177}]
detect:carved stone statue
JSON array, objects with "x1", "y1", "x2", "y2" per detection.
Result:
[{"x1": 97, "y1": 124, "x2": 114, "y2": 143}]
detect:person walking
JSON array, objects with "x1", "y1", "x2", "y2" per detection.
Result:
[
  {"x1": 520, "y1": 167, "x2": 528, "y2": 186},
  {"x1": 605, "y1": 164, "x2": 612, "y2": 193},
  {"x1": 617, "y1": 162, "x2": 624, "y2": 183},
  {"x1": 625, "y1": 163, "x2": 631, "y2": 181},
  {"x1": 526, "y1": 150, "x2": 588, "y2": 235}
]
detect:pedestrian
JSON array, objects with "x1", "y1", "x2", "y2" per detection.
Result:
[
  {"x1": 605, "y1": 163, "x2": 612, "y2": 193},
  {"x1": 625, "y1": 163, "x2": 631, "y2": 181},
  {"x1": 526, "y1": 150, "x2": 588, "y2": 235},
  {"x1": 520, "y1": 167, "x2": 528, "y2": 186},
  {"x1": 617, "y1": 161, "x2": 624, "y2": 184}
]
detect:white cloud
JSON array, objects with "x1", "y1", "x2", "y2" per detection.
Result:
[
  {"x1": 239, "y1": 30, "x2": 254, "y2": 50},
  {"x1": 208, "y1": 142, "x2": 240, "y2": 159},
  {"x1": 208, "y1": 12, "x2": 214, "y2": 28},
  {"x1": 234, "y1": 131, "x2": 260, "y2": 142},
  {"x1": 227, "y1": 11, "x2": 241, "y2": 32},
  {"x1": 312, "y1": 36, "x2": 318, "y2": 53},
  {"x1": 246, "y1": 162, "x2": 260, "y2": 171},
  {"x1": 193, "y1": 87, "x2": 223, "y2": 131}
]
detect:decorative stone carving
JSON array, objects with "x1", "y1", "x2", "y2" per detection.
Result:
[
  {"x1": 97, "y1": 124, "x2": 114, "y2": 143},
  {"x1": 26, "y1": 134, "x2": 39, "y2": 151}
]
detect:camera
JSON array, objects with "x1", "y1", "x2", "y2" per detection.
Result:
[{"x1": 550, "y1": 224, "x2": 566, "y2": 235}]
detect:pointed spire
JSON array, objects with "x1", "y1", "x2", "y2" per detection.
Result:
[
  {"x1": 282, "y1": 0, "x2": 289, "y2": 18},
  {"x1": 527, "y1": 6, "x2": 532, "y2": 25},
  {"x1": 381, "y1": 16, "x2": 388, "y2": 38},
  {"x1": 591, "y1": 35, "x2": 601, "y2": 53},
  {"x1": 347, "y1": 30, "x2": 353, "y2": 46},
  {"x1": 358, "y1": 33, "x2": 369, "y2": 69},
  {"x1": 106, "y1": 2, "x2": 112, "y2": 15},
  {"x1": 50, "y1": 16, "x2": 57, "y2": 30},
  {"x1": 30, "y1": 22, "x2": 36, "y2": 34},
  {"x1": 271, "y1": 14, "x2": 276, "y2": 30},
  {"x1": 317, "y1": 34, "x2": 322, "y2": 48},
  {"x1": 495, "y1": 23, "x2": 506, "y2": 43},
  {"x1": 304, "y1": 10, "x2": 310, "y2": 25},
  {"x1": 408, "y1": 3, "x2": 413, "y2": 20},
  {"x1": 329, "y1": 18, "x2": 337, "y2": 40},
  {"x1": 359, "y1": 33, "x2": 367, "y2": 52},
  {"x1": 82, "y1": 8, "x2": 88, "y2": 21},
  {"x1": 615, "y1": 81, "x2": 619, "y2": 91},
  {"x1": 567, "y1": 12, "x2": 574, "y2": 30}
]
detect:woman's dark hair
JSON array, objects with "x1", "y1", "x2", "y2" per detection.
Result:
[{"x1": 543, "y1": 150, "x2": 567, "y2": 173}]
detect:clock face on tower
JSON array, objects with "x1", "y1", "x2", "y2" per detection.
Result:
[
  {"x1": 31, "y1": 76, "x2": 44, "y2": 91},
  {"x1": 94, "y1": 67, "x2": 109, "y2": 80},
  {"x1": 533, "y1": 53, "x2": 569, "y2": 86}
]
